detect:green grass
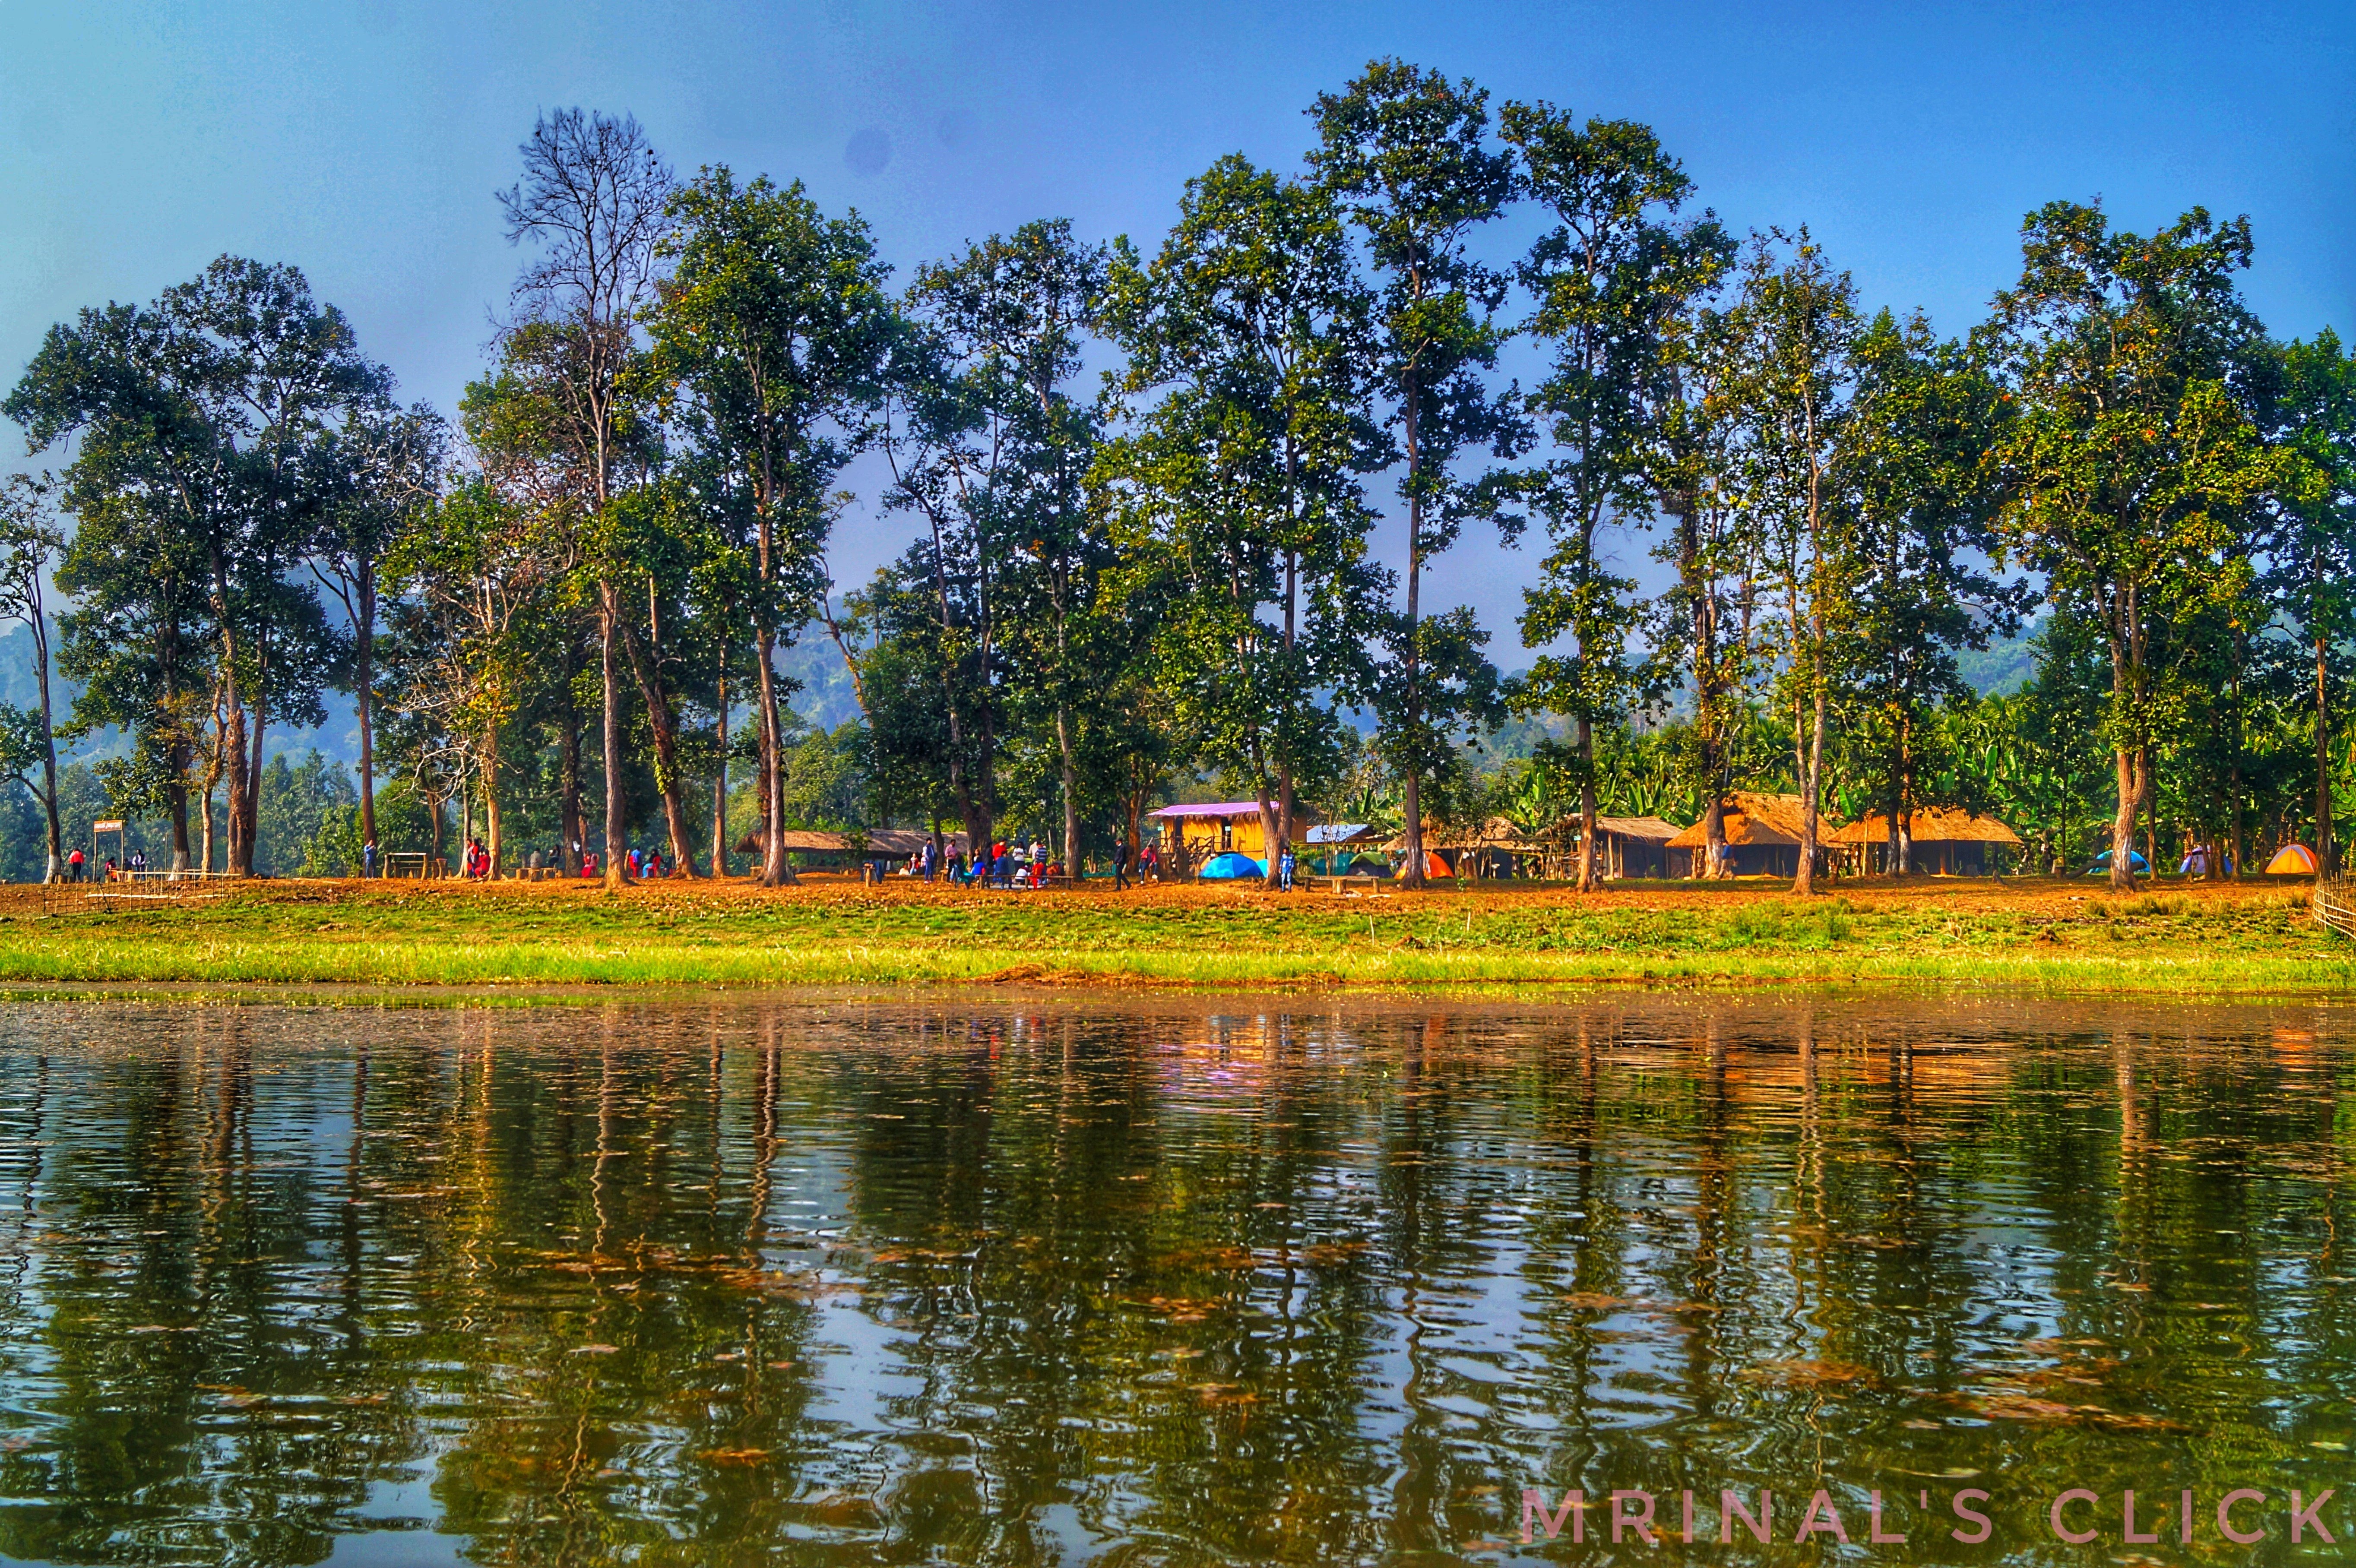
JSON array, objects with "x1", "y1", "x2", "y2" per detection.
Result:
[{"x1": 0, "y1": 881, "x2": 2347, "y2": 995}]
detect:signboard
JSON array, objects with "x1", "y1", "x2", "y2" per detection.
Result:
[{"x1": 90, "y1": 819, "x2": 124, "y2": 833}]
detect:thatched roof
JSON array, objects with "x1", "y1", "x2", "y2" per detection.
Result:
[
  {"x1": 863, "y1": 828, "x2": 969, "y2": 856},
  {"x1": 1663, "y1": 793, "x2": 1827, "y2": 850},
  {"x1": 735, "y1": 827, "x2": 971, "y2": 857},
  {"x1": 1555, "y1": 814, "x2": 1686, "y2": 844},
  {"x1": 735, "y1": 828, "x2": 849, "y2": 854},
  {"x1": 1391, "y1": 816, "x2": 1548, "y2": 852},
  {"x1": 1824, "y1": 807, "x2": 2020, "y2": 846}
]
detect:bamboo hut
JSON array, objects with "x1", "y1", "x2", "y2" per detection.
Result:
[
  {"x1": 1402, "y1": 816, "x2": 1551, "y2": 878},
  {"x1": 1549, "y1": 815, "x2": 1685, "y2": 879},
  {"x1": 1663, "y1": 793, "x2": 1832, "y2": 878},
  {"x1": 1149, "y1": 801, "x2": 1314, "y2": 870},
  {"x1": 1825, "y1": 808, "x2": 2020, "y2": 875},
  {"x1": 733, "y1": 827, "x2": 969, "y2": 872}
]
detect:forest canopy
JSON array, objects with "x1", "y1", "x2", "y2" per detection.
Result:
[{"x1": 5, "y1": 67, "x2": 2352, "y2": 894}]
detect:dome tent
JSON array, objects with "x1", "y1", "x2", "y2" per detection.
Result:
[{"x1": 2264, "y1": 843, "x2": 2319, "y2": 876}]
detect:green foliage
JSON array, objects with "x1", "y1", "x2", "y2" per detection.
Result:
[{"x1": 5, "y1": 80, "x2": 2351, "y2": 895}]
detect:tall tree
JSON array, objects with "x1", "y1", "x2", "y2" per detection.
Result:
[
  {"x1": 1995, "y1": 201, "x2": 2276, "y2": 890},
  {"x1": 650, "y1": 166, "x2": 893, "y2": 886},
  {"x1": 1723, "y1": 229, "x2": 1858, "y2": 895},
  {"x1": 1841, "y1": 311, "x2": 2020, "y2": 875},
  {"x1": 0, "y1": 474, "x2": 66, "y2": 880},
  {"x1": 164, "y1": 258, "x2": 376, "y2": 874},
  {"x1": 2266, "y1": 329, "x2": 2356, "y2": 875},
  {"x1": 317, "y1": 400, "x2": 446, "y2": 862},
  {"x1": 1310, "y1": 59, "x2": 1524, "y2": 887},
  {"x1": 7, "y1": 259, "x2": 375, "y2": 874},
  {"x1": 1498, "y1": 103, "x2": 1726, "y2": 889},
  {"x1": 917, "y1": 221, "x2": 1105, "y2": 879},
  {"x1": 1101, "y1": 155, "x2": 1389, "y2": 884},
  {"x1": 497, "y1": 107, "x2": 674, "y2": 887},
  {"x1": 8, "y1": 298, "x2": 209, "y2": 869},
  {"x1": 383, "y1": 477, "x2": 552, "y2": 873},
  {"x1": 1644, "y1": 274, "x2": 1749, "y2": 876}
]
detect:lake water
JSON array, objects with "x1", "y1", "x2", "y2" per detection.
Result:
[{"x1": 0, "y1": 991, "x2": 2349, "y2": 1565}]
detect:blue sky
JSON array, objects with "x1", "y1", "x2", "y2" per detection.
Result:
[{"x1": 4, "y1": 0, "x2": 2351, "y2": 638}]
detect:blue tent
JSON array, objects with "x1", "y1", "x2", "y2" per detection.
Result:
[
  {"x1": 2085, "y1": 848, "x2": 2150, "y2": 875},
  {"x1": 1199, "y1": 852, "x2": 1266, "y2": 880}
]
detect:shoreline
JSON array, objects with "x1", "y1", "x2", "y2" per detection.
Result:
[{"x1": 0, "y1": 875, "x2": 2347, "y2": 997}]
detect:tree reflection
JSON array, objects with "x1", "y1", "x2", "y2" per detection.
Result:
[{"x1": 0, "y1": 996, "x2": 2344, "y2": 1563}]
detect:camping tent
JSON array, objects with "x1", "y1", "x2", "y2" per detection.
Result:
[
  {"x1": 1198, "y1": 851, "x2": 1266, "y2": 880},
  {"x1": 2265, "y1": 843, "x2": 2320, "y2": 876}
]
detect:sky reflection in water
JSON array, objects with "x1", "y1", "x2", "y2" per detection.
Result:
[{"x1": 0, "y1": 993, "x2": 2347, "y2": 1565}]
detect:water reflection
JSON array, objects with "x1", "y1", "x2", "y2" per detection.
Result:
[{"x1": 0, "y1": 993, "x2": 2346, "y2": 1565}]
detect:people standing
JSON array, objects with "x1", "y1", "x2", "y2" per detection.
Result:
[
  {"x1": 66, "y1": 847, "x2": 82, "y2": 882},
  {"x1": 1279, "y1": 841, "x2": 1296, "y2": 892},
  {"x1": 1113, "y1": 838, "x2": 1130, "y2": 891}
]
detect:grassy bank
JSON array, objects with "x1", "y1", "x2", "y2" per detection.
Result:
[{"x1": 0, "y1": 875, "x2": 2347, "y2": 995}]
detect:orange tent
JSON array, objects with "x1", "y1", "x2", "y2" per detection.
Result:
[{"x1": 2264, "y1": 843, "x2": 2319, "y2": 876}]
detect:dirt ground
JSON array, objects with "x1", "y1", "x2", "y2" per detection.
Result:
[{"x1": 1, "y1": 870, "x2": 2312, "y2": 917}]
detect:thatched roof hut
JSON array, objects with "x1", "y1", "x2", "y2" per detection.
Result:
[
  {"x1": 1548, "y1": 814, "x2": 1686, "y2": 879},
  {"x1": 733, "y1": 827, "x2": 969, "y2": 861},
  {"x1": 1826, "y1": 807, "x2": 2019, "y2": 875},
  {"x1": 735, "y1": 828, "x2": 849, "y2": 856},
  {"x1": 1663, "y1": 793, "x2": 1834, "y2": 877},
  {"x1": 1426, "y1": 816, "x2": 1549, "y2": 852}
]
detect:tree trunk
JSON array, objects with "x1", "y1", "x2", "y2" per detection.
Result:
[
  {"x1": 1057, "y1": 702, "x2": 1079, "y2": 882},
  {"x1": 559, "y1": 637, "x2": 585, "y2": 875},
  {"x1": 32, "y1": 610, "x2": 60, "y2": 882},
  {"x1": 2319, "y1": 632, "x2": 2335, "y2": 877},
  {"x1": 1399, "y1": 370, "x2": 1425, "y2": 891},
  {"x1": 233, "y1": 618, "x2": 272, "y2": 876},
  {"x1": 1278, "y1": 540, "x2": 1299, "y2": 884},
  {"x1": 598, "y1": 583, "x2": 627, "y2": 888},
  {"x1": 2109, "y1": 747, "x2": 2141, "y2": 892},
  {"x1": 1247, "y1": 733, "x2": 1281, "y2": 891},
  {"x1": 222, "y1": 704, "x2": 248, "y2": 875},
  {"x1": 712, "y1": 673, "x2": 728, "y2": 878},
  {"x1": 356, "y1": 571, "x2": 377, "y2": 855},
  {"x1": 973, "y1": 705, "x2": 997, "y2": 864},
  {"x1": 619, "y1": 611, "x2": 700, "y2": 876},
  {"x1": 482, "y1": 726, "x2": 503, "y2": 876},
  {"x1": 1702, "y1": 793, "x2": 1727, "y2": 880},
  {"x1": 1574, "y1": 713, "x2": 1598, "y2": 892},
  {"x1": 1795, "y1": 685, "x2": 1825, "y2": 897},
  {"x1": 221, "y1": 701, "x2": 249, "y2": 875},
  {"x1": 166, "y1": 771, "x2": 190, "y2": 873},
  {"x1": 754, "y1": 626, "x2": 795, "y2": 887},
  {"x1": 1278, "y1": 762, "x2": 1296, "y2": 880}
]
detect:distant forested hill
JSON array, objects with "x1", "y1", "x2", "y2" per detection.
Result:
[{"x1": 1954, "y1": 625, "x2": 2040, "y2": 697}]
